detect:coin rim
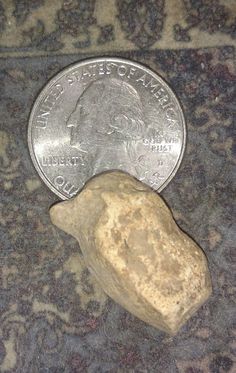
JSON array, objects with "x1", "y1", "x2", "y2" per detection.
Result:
[{"x1": 28, "y1": 57, "x2": 186, "y2": 199}]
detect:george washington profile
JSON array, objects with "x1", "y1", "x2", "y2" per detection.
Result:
[{"x1": 66, "y1": 78, "x2": 145, "y2": 176}]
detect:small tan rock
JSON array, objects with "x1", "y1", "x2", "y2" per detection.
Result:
[{"x1": 50, "y1": 171, "x2": 212, "y2": 334}]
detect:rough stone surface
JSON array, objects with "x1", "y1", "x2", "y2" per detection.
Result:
[{"x1": 50, "y1": 171, "x2": 212, "y2": 335}]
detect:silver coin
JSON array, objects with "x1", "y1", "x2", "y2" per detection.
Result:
[{"x1": 28, "y1": 57, "x2": 186, "y2": 199}]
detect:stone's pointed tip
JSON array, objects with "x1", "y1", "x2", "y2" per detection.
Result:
[
  {"x1": 49, "y1": 199, "x2": 76, "y2": 234},
  {"x1": 168, "y1": 327, "x2": 179, "y2": 336},
  {"x1": 49, "y1": 203, "x2": 59, "y2": 226}
]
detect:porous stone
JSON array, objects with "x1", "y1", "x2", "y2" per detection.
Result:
[{"x1": 50, "y1": 171, "x2": 212, "y2": 334}]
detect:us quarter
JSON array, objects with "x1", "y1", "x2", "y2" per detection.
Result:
[{"x1": 28, "y1": 58, "x2": 186, "y2": 199}]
